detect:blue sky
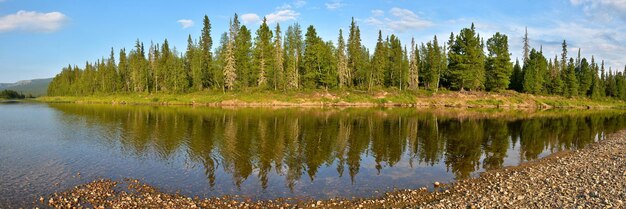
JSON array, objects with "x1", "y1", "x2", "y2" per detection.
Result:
[{"x1": 0, "y1": 0, "x2": 625, "y2": 83}]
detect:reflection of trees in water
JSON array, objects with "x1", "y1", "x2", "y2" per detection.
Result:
[{"x1": 51, "y1": 104, "x2": 626, "y2": 187}]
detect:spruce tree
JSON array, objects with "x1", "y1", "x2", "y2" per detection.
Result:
[
  {"x1": 253, "y1": 17, "x2": 273, "y2": 87},
  {"x1": 565, "y1": 58, "x2": 579, "y2": 97},
  {"x1": 273, "y1": 23, "x2": 285, "y2": 91},
  {"x1": 337, "y1": 29, "x2": 349, "y2": 88},
  {"x1": 448, "y1": 23, "x2": 485, "y2": 91},
  {"x1": 371, "y1": 30, "x2": 387, "y2": 87},
  {"x1": 234, "y1": 25, "x2": 252, "y2": 87},
  {"x1": 200, "y1": 15, "x2": 213, "y2": 88},
  {"x1": 509, "y1": 59, "x2": 523, "y2": 91},
  {"x1": 408, "y1": 37, "x2": 419, "y2": 90},
  {"x1": 485, "y1": 32, "x2": 512, "y2": 92}
]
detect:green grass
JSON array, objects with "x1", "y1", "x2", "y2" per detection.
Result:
[{"x1": 36, "y1": 89, "x2": 626, "y2": 109}]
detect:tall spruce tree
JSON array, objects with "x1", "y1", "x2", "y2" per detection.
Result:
[
  {"x1": 337, "y1": 29, "x2": 349, "y2": 88},
  {"x1": 448, "y1": 23, "x2": 485, "y2": 91},
  {"x1": 200, "y1": 15, "x2": 213, "y2": 88},
  {"x1": 408, "y1": 37, "x2": 419, "y2": 90},
  {"x1": 272, "y1": 23, "x2": 285, "y2": 91},
  {"x1": 485, "y1": 32, "x2": 512, "y2": 92},
  {"x1": 253, "y1": 17, "x2": 273, "y2": 87}
]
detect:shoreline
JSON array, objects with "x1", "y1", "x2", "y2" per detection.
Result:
[
  {"x1": 38, "y1": 130, "x2": 626, "y2": 208},
  {"x1": 37, "y1": 90, "x2": 626, "y2": 109}
]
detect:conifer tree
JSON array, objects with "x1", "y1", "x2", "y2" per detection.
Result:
[
  {"x1": 448, "y1": 23, "x2": 485, "y2": 91},
  {"x1": 118, "y1": 48, "x2": 130, "y2": 92},
  {"x1": 485, "y1": 32, "x2": 512, "y2": 92},
  {"x1": 234, "y1": 25, "x2": 252, "y2": 87},
  {"x1": 337, "y1": 29, "x2": 349, "y2": 88},
  {"x1": 284, "y1": 24, "x2": 302, "y2": 90},
  {"x1": 509, "y1": 59, "x2": 523, "y2": 91},
  {"x1": 565, "y1": 58, "x2": 579, "y2": 97},
  {"x1": 523, "y1": 27, "x2": 530, "y2": 64},
  {"x1": 273, "y1": 23, "x2": 285, "y2": 91},
  {"x1": 371, "y1": 30, "x2": 387, "y2": 87},
  {"x1": 200, "y1": 15, "x2": 213, "y2": 88},
  {"x1": 253, "y1": 17, "x2": 273, "y2": 87},
  {"x1": 408, "y1": 37, "x2": 419, "y2": 90}
]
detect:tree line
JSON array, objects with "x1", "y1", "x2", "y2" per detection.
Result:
[
  {"x1": 0, "y1": 89, "x2": 27, "y2": 99},
  {"x1": 48, "y1": 14, "x2": 626, "y2": 100}
]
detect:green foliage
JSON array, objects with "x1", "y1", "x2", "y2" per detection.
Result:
[
  {"x1": 46, "y1": 15, "x2": 625, "y2": 102},
  {"x1": 522, "y1": 49, "x2": 547, "y2": 94},
  {"x1": 0, "y1": 89, "x2": 26, "y2": 99},
  {"x1": 447, "y1": 24, "x2": 485, "y2": 91},
  {"x1": 485, "y1": 33, "x2": 512, "y2": 92},
  {"x1": 509, "y1": 59, "x2": 523, "y2": 92}
]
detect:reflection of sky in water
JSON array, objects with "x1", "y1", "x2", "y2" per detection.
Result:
[{"x1": 1, "y1": 103, "x2": 625, "y2": 208}]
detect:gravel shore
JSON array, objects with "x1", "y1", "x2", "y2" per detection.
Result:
[{"x1": 40, "y1": 130, "x2": 626, "y2": 208}]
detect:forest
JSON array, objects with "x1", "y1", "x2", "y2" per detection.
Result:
[
  {"x1": 47, "y1": 14, "x2": 626, "y2": 101},
  {"x1": 0, "y1": 90, "x2": 27, "y2": 99}
]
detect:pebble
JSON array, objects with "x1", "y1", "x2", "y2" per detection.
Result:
[{"x1": 36, "y1": 130, "x2": 626, "y2": 209}]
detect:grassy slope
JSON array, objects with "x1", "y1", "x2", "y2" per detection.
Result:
[{"x1": 36, "y1": 89, "x2": 626, "y2": 109}]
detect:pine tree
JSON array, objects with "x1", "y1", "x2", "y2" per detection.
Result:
[
  {"x1": 200, "y1": 15, "x2": 213, "y2": 88},
  {"x1": 253, "y1": 17, "x2": 273, "y2": 87},
  {"x1": 187, "y1": 35, "x2": 202, "y2": 91},
  {"x1": 234, "y1": 25, "x2": 252, "y2": 88},
  {"x1": 590, "y1": 56, "x2": 603, "y2": 99},
  {"x1": 485, "y1": 32, "x2": 512, "y2": 92},
  {"x1": 118, "y1": 48, "x2": 130, "y2": 92},
  {"x1": 578, "y1": 58, "x2": 593, "y2": 96},
  {"x1": 509, "y1": 59, "x2": 523, "y2": 91},
  {"x1": 565, "y1": 58, "x2": 579, "y2": 97},
  {"x1": 523, "y1": 27, "x2": 530, "y2": 64},
  {"x1": 223, "y1": 18, "x2": 238, "y2": 90},
  {"x1": 273, "y1": 23, "x2": 285, "y2": 91},
  {"x1": 347, "y1": 17, "x2": 361, "y2": 87},
  {"x1": 408, "y1": 37, "x2": 419, "y2": 90},
  {"x1": 284, "y1": 23, "x2": 302, "y2": 90},
  {"x1": 224, "y1": 41, "x2": 237, "y2": 90},
  {"x1": 302, "y1": 25, "x2": 321, "y2": 89},
  {"x1": 448, "y1": 23, "x2": 485, "y2": 91},
  {"x1": 337, "y1": 29, "x2": 349, "y2": 88},
  {"x1": 371, "y1": 30, "x2": 387, "y2": 87}
]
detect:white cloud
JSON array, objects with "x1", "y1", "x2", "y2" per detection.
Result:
[
  {"x1": 365, "y1": 8, "x2": 432, "y2": 33},
  {"x1": 266, "y1": 10, "x2": 299, "y2": 24},
  {"x1": 325, "y1": 0, "x2": 346, "y2": 10},
  {"x1": 278, "y1": 0, "x2": 306, "y2": 10},
  {"x1": 241, "y1": 13, "x2": 261, "y2": 24},
  {"x1": 293, "y1": 0, "x2": 306, "y2": 8},
  {"x1": 371, "y1": 9, "x2": 384, "y2": 17},
  {"x1": 177, "y1": 19, "x2": 194, "y2": 29},
  {"x1": 570, "y1": 0, "x2": 626, "y2": 21},
  {"x1": 0, "y1": 10, "x2": 67, "y2": 33}
]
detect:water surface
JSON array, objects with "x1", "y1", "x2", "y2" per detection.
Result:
[{"x1": 1, "y1": 103, "x2": 625, "y2": 207}]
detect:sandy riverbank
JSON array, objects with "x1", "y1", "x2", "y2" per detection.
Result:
[{"x1": 37, "y1": 130, "x2": 626, "y2": 208}]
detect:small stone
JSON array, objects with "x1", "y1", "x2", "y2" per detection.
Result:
[{"x1": 434, "y1": 182, "x2": 440, "y2": 187}]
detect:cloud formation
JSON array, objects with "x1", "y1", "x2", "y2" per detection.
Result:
[
  {"x1": 325, "y1": 0, "x2": 346, "y2": 10},
  {"x1": 266, "y1": 10, "x2": 299, "y2": 23},
  {"x1": 365, "y1": 7, "x2": 432, "y2": 32},
  {"x1": 278, "y1": 0, "x2": 306, "y2": 10},
  {"x1": 570, "y1": 0, "x2": 626, "y2": 21},
  {"x1": 241, "y1": 13, "x2": 261, "y2": 24},
  {"x1": 177, "y1": 19, "x2": 194, "y2": 29},
  {"x1": 0, "y1": 10, "x2": 67, "y2": 33}
]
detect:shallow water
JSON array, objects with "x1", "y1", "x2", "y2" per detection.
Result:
[{"x1": 1, "y1": 103, "x2": 625, "y2": 207}]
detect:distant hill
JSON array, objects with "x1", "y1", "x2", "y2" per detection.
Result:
[{"x1": 0, "y1": 78, "x2": 52, "y2": 97}]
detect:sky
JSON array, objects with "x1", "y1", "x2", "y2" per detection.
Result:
[{"x1": 0, "y1": 0, "x2": 625, "y2": 83}]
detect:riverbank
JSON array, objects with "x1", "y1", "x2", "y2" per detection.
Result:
[
  {"x1": 38, "y1": 90, "x2": 626, "y2": 109},
  {"x1": 39, "y1": 130, "x2": 626, "y2": 208}
]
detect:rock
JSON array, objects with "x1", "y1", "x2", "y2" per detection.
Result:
[{"x1": 434, "y1": 182, "x2": 440, "y2": 187}]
